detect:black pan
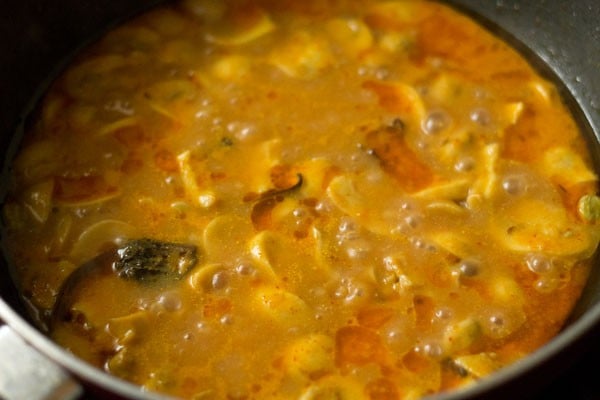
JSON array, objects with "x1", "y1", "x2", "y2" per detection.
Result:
[{"x1": 0, "y1": 1, "x2": 599, "y2": 399}]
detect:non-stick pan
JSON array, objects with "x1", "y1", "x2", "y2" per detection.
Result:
[{"x1": 1, "y1": 1, "x2": 599, "y2": 399}]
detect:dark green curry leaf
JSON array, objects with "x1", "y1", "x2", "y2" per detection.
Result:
[{"x1": 113, "y1": 238, "x2": 198, "y2": 281}]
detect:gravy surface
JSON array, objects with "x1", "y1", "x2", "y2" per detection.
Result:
[{"x1": 3, "y1": 0, "x2": 600, "y2": 398}]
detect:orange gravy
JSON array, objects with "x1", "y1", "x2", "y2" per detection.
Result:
[{"x1": 3, "y1": 0, "x2": 600, "y2": 398}]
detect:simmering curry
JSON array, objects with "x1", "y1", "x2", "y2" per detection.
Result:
[{"x1": 3, "y1": 0, "x2": 600, "y2": 398}]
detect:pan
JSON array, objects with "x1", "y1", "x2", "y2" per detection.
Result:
[{"x1": 0, "y1": 0, "x2": 599, "y2": 399}]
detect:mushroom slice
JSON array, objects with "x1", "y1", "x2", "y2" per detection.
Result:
[
  {"x1": 69, "y1": 220, "x2": 138, "y2": 264},
  {"x1": 326, "y1": 175, "x2": 364, "y2": 218},
  {"x1": 248, "y1": 231, "x2": 293, "y2": 283},
  {"x1": 311, "y1": 227, "x2": 333, "y2": 274},
  {"x1": 413, "y1": 179, "x2": 470, "y2": 203},
  {"x1": 203, "y1": 214, "x2": 253, "y2": 264},
  {"x1": 492, "y1": 198, "x2": 594, "y2": 257},
  {"x1": 469, "y1": 143, "x2": 500, "y2": 202},
  {"x1": 282, "y1": 334, "x2": 335, "y2": 380},
  {"x1": 106, "y1": 311, "x2": 152, "y2": 346},
  {"x1": 64, "y1": 54, "x2": 126, "y2": 100},
  {"x1": 428, "y1": 231, "x2": 477, "y2": 261},
  {"x1": 188, "y1": 263, "x2": 227, "y2": 292},
  {"x1": 251, "y1": 286, "x2": 311, "y2": 326},
  {"x1": 177, "y1": 150, "x2": 203, "y2": 205},
  {"x1": 145, "y1": 79, "x2": 199, "y2": 121},
  {"x1": 499, "y1": 102, "x2": 524, "y2": 128},
  {"x1": 210, "y1": 55, "x2": 251, "y2": 81},
  {"x1": 97, "y1": 117, "x2": 139, "y2": 136},
  {"x1": 326, "y1": 174, "x2": 403, "y2": 235},
  {"x1": 442, "y1": 318, "x2": 481, "y2": 354},
  {"x1": 365, "y1": 1, "x2": 418, "y2": 30},
  {"x1": 206, "y1": 4, "x2": 275, "y2": 46},
  {"x1": 326, "y1": 17, "x2": 373, "y2": 57},
  {"x1": 22, "y1": 179, "x2": 55, "y2": 224},
  {"x1": 541, "y1": 146, "x2": 597, "y2": 187},
  {"x1": 269, "y1": 31, "x2": 333, "y2": 79},
  {"x1": 298, "y1": 157, "x2": 338, "y2": 198},
  {"x1": 12, "y1": 139, "x2": 62, "y2": 184}
]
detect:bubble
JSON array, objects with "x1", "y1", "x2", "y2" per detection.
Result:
[
  {"x1": 420, "y1": 342, "x2": 443, "y2": 358},
  {"x1": 211, "y1": 270, "x2": 230, "y2": 290},
  {"x1": 346, "y1": 239, "x2": 371, "y2": 259},
  {"x1": 482, "y1": 308, "x2": 526, "y2": 339},
  {"x1": 469, "y1": 107, "x2": 491, "y2": 126},
  {"x1": 502, "y1": 175, "x2": 526, "y2": 195},
  {"x1": 292, "y1": 208, "x2": 306, "y2": 218},
  {"x1": 454, "y1": 157, "x2": 475, "y2": 172},
  {"x1": 404, "y1": 215, "x2": 420, "y2": 228},
  {"x1": 422, "y1": 109, "x2": 451, "y2": 135},
  {"x1": 434, "y1": 308, "x2": 452, "y2": 320},
  {"x1": 156, "y1": 291, "x2": 182, "y2": 312},
  {"x1": 236, "y1": 262, "x2": 255, "y2": 276},
  {"x1": 534, "y1": 277, "x2": 559, "y2": 293},
  {"x1": 458, "y1": 259, "x2": 480, "y2": 277},
  {"x1": 526, "y1": 254, "x2": 552, "y2": 274}
]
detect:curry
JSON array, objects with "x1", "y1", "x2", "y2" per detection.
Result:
[{"x1": 3, "y1": 0, "x2": 600, "y2": 399}]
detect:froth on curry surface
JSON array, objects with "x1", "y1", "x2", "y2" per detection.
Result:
[{"x1": 3, "y1": 0, "x2": 600, "y2": 398}]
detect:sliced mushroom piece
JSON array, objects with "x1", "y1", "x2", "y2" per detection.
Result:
[
  {"x1": 69, "y1": 219, "x2": 138, "y2": 264},
  {"x1": 469, "y1": 143, "x2": 500, "y2": 201},
  {"x1": 326, "y1": 173, "x2": 405, "y2": 235},
  {"x1": 248, "y1": 231, "x2": 291, "y2": 283},
  {"x1": 251, "y1": 286, "x2": 312, "y2": 326},
  {"x1": 97, "y1": 116, "x2": 139, "y2": 136},
  {"x1": 64, "y1": 54, "x2": 126, "y2": 100},
  {"x1": 326, "y1": 17, "x2": 373, "y2": 57},
  {"x1": 145, "y1": 79, "x2": 200, "y2": 121},
  {"x1": 206, "y1": 4, "x2": 275, "y2": 46},
  {"x1": 203, "y1": 214, "x2": 253, "y2": 264},
  {"x1": 442, "y1": 318, "x2": 481, "y2": 354},
  {"x1": 298, "y1": 157, "x2": 339, "y2": 198},
  {"x1": 492, "y1": 198, "x2": 595, "y2": 257},
  {"x1": 210, "y1": 55, "x2": 251, "y2": 81},
  {"x1": 428, "y1": 232, "x2": 476, "y2": 260},
  {"x1": 269, "y1": 31, "x2": 333, "y2": 79},
  {"x1": 21, "y1": 179, "x2": 55, "y2": 224},
  {"x1": 106, "y1": 310, "x2": 153, "y2": 346},
  {"x1": 281, "y1": 334, "x2": 335, "y2": 380},
  {"x1": 326, "y1": 174, "x2": 364, "y2": 217},
  {"x1": 541, "y1": 146, "x2": 598, "y2": 187},
  {"x1": 188, "y1": 263, "x2": 228, "y2": 292},
  {"x1": 364, "y1": 1, "x2": 419, "y2": 30},
  {"x1": 12, "y1": 139, "x2": 62, "y2": 184},
  {"x1": 413, "y1": 179, "x2": 470, "y2": 203}
]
